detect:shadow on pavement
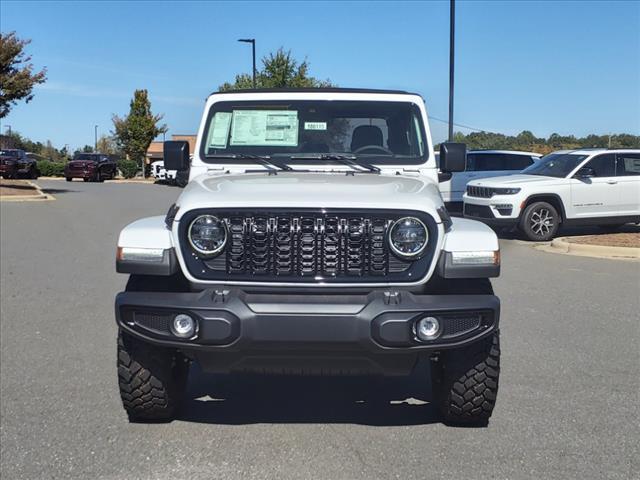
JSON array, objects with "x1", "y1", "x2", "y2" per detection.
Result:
[
  {"x1": 39, "y1": 188, "x2": 75, "y2": 195},
  {"x1": 0, "y1": 183, "x2": 37, "y2": 191},
  {"x1": 179, "y1": 361, "x2": 442, "y2": 426}
]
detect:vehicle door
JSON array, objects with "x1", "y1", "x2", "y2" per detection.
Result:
[
  {"x1": 446, "y1": 153, "x2": 489, "y2": 204},
  {"x1": 569, "y1": 153, "x2": 618, "y2": 218},
  {"x1": 614, "y1": 152, "x2": 640, "y2": 215},
  {"x1": 435, "y1": 152, "x2": 454, "y2": 202},
  {"x1": 16, "y1": 151, "x2": 28, "y2": 171}
]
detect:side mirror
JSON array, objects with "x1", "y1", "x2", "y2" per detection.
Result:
[
  {"x1": 164, "y1": 141, "x2": 190, "y2": 171},
  {"x1": 439, "y1": 142, "x2": 466, "y2": 172},
  {"x1": 575, "y1": 166, "x2": 595, "y2": 178},
  {"x1": 438, "y1": 172, "x2": 453, "y2": 183}
]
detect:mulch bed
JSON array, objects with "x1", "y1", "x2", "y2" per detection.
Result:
[
  {"x1": 566, "y1": 233, "x2": 640, "y2": 248},
  {"x1": 0, "y1": 180, "x2": 41, "y2": 197}
]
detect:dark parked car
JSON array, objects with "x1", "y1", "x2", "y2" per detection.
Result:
[
  {"x1": 0, "y1": 149, "x2": 39, "y2": 179},
  {"x1": 65, "y1": 153, "x2": 117, "y2": 182}
]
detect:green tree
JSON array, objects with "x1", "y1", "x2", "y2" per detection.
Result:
[
  {"x1": 219, "y1": 48, "x2": 333, "y2": 91},
  {"x1": 96, "y1": 134, "x2": 120, "y2": 156},
  {"x1": 112, "y1": 89, "x2": 166, "y2": 172},
  {"x1": 450, "y1": 130, "x2": 639, "y2": 153},
  {"x1": 0, "y1": 31, "x2": 47, "y2": 118}
]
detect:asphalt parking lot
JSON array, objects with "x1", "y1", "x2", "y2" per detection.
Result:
[{"x1": 1, "y1": 179, "x2": 638, "y2": 480}]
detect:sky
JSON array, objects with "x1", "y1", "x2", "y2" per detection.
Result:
[{"x1": 1, "y1": 0, "x2": 639, "y2": 150}]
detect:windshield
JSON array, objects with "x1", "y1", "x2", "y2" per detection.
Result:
[
  {"x1": 201, "y1": 100, "x2": 427, "y2": 166},
  {"x1": 73, "y1": 154, "x2": 99, "y2": 161},
  {"x1": 521, "y1": 153, "x2": 588, "y2": 178},
  {"x1": 0, "y1": 150, "x2": 19, "y2": 157}
]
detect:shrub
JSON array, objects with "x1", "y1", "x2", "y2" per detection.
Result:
[
  {"x1": 118, "y1": 160, "x2": 139, "y2": 179},
  {"x1": 37, "y1": 160, "x2": 66, "y2": 177}
]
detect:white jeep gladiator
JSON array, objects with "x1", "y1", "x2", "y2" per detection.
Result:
[
  {"x1": 463, "y1": 149, "x2": 640, "y2": 241},
  {"x1": 115, "y1": 88, "x2": 502, "y2": 426}
]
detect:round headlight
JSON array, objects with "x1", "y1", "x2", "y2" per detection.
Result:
[
  {"x1": 389, "y1": 217, "x2": 428, "y2": 258},
  {"x1": 188, "y1": 215, "x2": 227, "y2": 256}
]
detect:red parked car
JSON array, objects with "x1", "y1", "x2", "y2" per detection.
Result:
[
  {"x1": 65, "y1": 153, "x2": 117, "y2": 182},
  {"x1": 0, "y1": 149, "x2": 39, "y2": 179}
]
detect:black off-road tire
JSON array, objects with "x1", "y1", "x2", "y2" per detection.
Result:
[
  {"x1": 519, "y1": 201, "x2": 560, "y2": 241},
  {"x1": 117, "y1": 330, "x2": 188, "y2": 422},
  {"x1": 66, "y1": 177, "x2": 72, "y2": 182},
  {"x1": 431, "y1": 331, "x2": 500, "y2": 426}
]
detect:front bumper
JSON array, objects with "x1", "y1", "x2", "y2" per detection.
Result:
[
  {"x1": 0, "y1": 164, "x2": 18, "y2": 176},
  {"x1": 115, "y1": 288, "x2": 500, "y2": 375},
  {"x1": 65, "y1": 168, "x2": 95, "y2": 179},
  {"x1": 462, "y1": 194, "x2": 522, "y2": 227}
]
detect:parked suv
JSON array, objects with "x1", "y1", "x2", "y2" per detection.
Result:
[
  {"x1": 438, "y1": 150, "x2": 541, "y2": 212},
  {"x1": 0, "y1": 149, "x2": 39, "y2": 179},
  {"x1": 115, "y1": 88, "x2": 502, "y2": 426},
  {"x1": 151, "y1": 160, "x2": 177, "y2": 184},
  {"x1": 65, "y1": 153, "x2": 117, "y2": 182},
  {"x1": 463, "y1": 149, "x2": 640, "y2": 240}
]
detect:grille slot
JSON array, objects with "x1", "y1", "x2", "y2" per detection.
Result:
[
  {"x1": 442, "y1": 315, "x2": 482, "y2": 337},
  {"x1": 183, "y1": 209, "x2": 436, "y2": 284},
  {"x1": 466, "y1": 186, "x2": 494, "y2": 198},
  {"x1": 133, "y1": 312, "x2": 172, "y2": 334},
  {"x1": 464, "y1": 203, "x2": 494, "y2": 219},
  {"x1": 227, "y1": 214, "x2": 394, "y2": 278}
]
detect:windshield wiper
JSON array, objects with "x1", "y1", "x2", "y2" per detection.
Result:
[
  {"x1": 205, "y1": 153, "x2": 293, "y2": 172},
  {"x1": 288, "y1": 154, "x2": 380, "y2": 174}
]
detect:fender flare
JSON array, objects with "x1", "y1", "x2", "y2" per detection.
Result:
[
  {"x1": 438, "y1": 217, "x2": 500, "y2": 278},
  {"x1": 521, "y1": 193, "x2": 567, "y2": 222},
  {"x1": 116, "y1": 216, "x2": 177, "y2": 275}
]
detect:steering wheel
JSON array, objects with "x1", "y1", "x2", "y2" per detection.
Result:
[{"x1": 353, "y1": 145, "x2": 394, "y2": 155}]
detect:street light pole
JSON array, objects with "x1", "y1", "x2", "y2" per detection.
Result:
[
  {"x1": 238, "y1": 38, "x2": 256, "y2": 88},
  {"x1": 4, "y1": 124, "x2": 11, "y2": 137},
  {"x1": 94, "y1": 125, "x2": 98, "y2": 152},
  {"x1": 448, "y1": 0, "x2": 455, "y2": 142}
]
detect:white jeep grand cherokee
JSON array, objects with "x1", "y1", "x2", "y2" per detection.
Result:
[
  {"x1": 115, "y1": 88, "x2": 502, "y2": 426},
  {"x1": 463, "y1": 149, "x2": 640, "y2": 241}
]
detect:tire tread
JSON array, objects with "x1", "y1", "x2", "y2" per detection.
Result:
[{"x1": 433, "y1": 331, "x2": 500, "y2": 425}]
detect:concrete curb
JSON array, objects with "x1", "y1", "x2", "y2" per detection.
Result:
[
  {"x1": 0, "y1": 181, "x2": 55, "y2": 202},
  {"x1": 535, "y1": 237, "x2": 640, "y2": 261}
]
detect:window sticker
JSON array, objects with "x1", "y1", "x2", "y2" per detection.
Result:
[
  {"x1": 230, "y1": 110, "x2": 298, "y2": 146},
  {"x1": 208, "y1": 112, "x2": 232, "y2": 148},
  {"x1": 624, "y1": 157, "x2": 640, "y2": 174},
  {"x1": 304, "y1": 121, "x2": 327, "y2": 131}
]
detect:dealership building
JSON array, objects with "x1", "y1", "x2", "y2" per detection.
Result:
[{"x1": 146, "y1": 134, "x2": 196, "y2": 165}]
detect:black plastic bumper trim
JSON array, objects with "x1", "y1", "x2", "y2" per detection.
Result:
[
  {"x1": 463, "y1": 213, "x2": 518, "y2": 227},
  {"x1": 115, "y1": 288, "x2": 500, "y2": 353}
]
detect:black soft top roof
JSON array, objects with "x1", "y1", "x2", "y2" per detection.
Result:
[{"x1": 209, "y1": 87, "x2": 421, "y2": 97}]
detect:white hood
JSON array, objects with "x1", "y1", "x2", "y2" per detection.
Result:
[
  {"x1": 174, "y1": 171, "x2": 444, "y2": 221},
  {"x1": 469, "y1": 174, "x2": 566, "y2": 187}
]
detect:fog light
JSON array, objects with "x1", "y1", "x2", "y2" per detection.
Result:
[
  {"x1": 416, "y1": 316, "x2": 440, "y2": 341},
  {"x1": 171, "y1": 314, "x2": 197, "y2": 338}
]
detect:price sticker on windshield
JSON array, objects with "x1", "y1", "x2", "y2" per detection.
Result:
[{"x1": 304, "y1": 122, "x2": 327, "y2": 131}]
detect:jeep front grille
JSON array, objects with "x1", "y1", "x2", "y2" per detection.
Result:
[
  {"x1": 179, "y1": 209, "x2": 437, "y2": 284},
  {"x1": 466, "y1": 186, "x2": 494, "y2": 198}
]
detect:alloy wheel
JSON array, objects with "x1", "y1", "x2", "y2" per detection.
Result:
[{"x1": 530, "y1": 208, "x2": 554, "y2": 237}]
